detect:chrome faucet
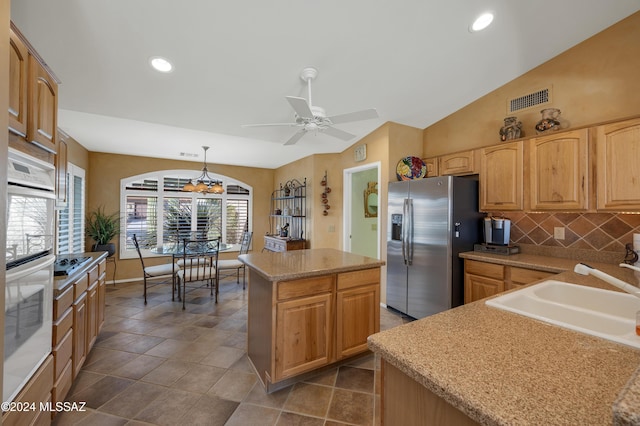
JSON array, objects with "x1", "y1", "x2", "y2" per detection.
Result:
[{"x1": 574, "y1": 263, "x2": 640, "y2": 298}]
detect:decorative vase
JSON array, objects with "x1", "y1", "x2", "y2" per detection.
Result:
[
  {"x1": 499, "y1": 116, "x2": 522, "y2": 141},
  {"x1": 535, "y1": 108, "x2": 562, "y2": 134},
  {"x1": 93, "y1": 243, "x2": 116, "y2": 257}
]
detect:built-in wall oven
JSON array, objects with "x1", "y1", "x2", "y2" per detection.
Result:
[{"x1": 4, "y1": 148, "x2": 56, "y2": 404}]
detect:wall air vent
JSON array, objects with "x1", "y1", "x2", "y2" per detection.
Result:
[
  {"x1": 508, "y1": 88, "x2": 551, "y2": 113},
  {"x1": 179, "y1": 152, "x2": 199, "y2": 158}
]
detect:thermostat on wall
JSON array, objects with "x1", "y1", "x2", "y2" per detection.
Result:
[{"x1": 354, "y1": 144, "x2": 367, "y2": 162}]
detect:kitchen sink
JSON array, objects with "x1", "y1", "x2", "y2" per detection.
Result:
[{"x1": 486, "y1": 280, "x2": 640, "y2": 349}]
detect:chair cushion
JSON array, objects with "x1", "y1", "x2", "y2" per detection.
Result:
[
  {"x1": 145, "y1": 263, "x2": 179, "y2": 277},
  {"x1": 217, "y1": 259, "x2": 243, "y2": 269}
]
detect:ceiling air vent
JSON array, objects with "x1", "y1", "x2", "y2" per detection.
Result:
[{"x1": 507, "y1": 88, "x2": 551, "y2": 113}]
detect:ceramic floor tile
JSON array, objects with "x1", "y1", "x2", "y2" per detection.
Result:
[
  {"x1": 140, "y1": 359, "x2": 191, "y2": 386},
  {"x1": 335, "y1": 366, "x2": 375, "y2": 393},
  {"x1": 283, "y1": 382, "x2": 333, "y2": 418},
  {"x1": 171, "y1": 364, "x2": 226, "y2": 393},
  {"x1": 110, "y1": 354, "x2": 166, "y2": 380},
  {"x1": 70, "y1": 375, "x2": 135, "y2": 409},
  {"x1": 327, "y1": 388, "x2": 374, "y2": 425},
  {"x1": 177, "y1": 394, "x2": 239, "y2": 425},
  {"x1": 276, "y1": 411, "x2": 325, "y2": 425},
  {"x1": 207, "y1": 369, "x2": 257, "y2": 401},
  {"x1": 133, "y1": 387, "x2": 200, "y2": 426},
  {"x1": 82, "y1": 349, "x2": 140, "y2": 374},
  {"x1": 75, "y1": 411, "x2": 129, "y2": 426},
  {"x1": 98, "y1": 381, "x2": 165, "y2": 418},
  {"x1": 199, "y1": 345, "x2": 245, "y2": 368},
  {"x1": 243, "y1": 382, "x2": 292, "y2": 409},
  {"x1": 224, "y1": 403, "x2": 281, "y2": 426}
]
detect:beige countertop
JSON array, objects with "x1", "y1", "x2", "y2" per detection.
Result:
[
  {"x1": 369, "y1": 251, "x2": 640, "y2": 425},
  {"x1": 238, "y1": 248, "x2": 385, "y2": 281},
  {"x1": 54, "y1": 251, "x2": 108, "y2": 296}
]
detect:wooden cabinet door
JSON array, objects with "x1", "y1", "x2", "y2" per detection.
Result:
[
  {"x1": 529, "y1": 129, "x2": 588, "y2": 210},
  {"x1": 28, "y1": 54, "x2": 58, "y2": 153},
  {"x1": 480, "y1": 141, "x2": 523, "y2": 211},
  {"x1": 464, "y1": 273, "x2": 504, "y2": 304},
  {"x1": 336, "y1": 284, "x2": 380, "y2": 359},
  {"x1": 98, "y1": 272, "x2": 107, "y2": 331},
  {"x1": 439, "y1": 150, "x2": 477, "y2": 176},
  {"x1": 9, "y1": 26, "x2": 28, "y2": 137},
  {"x1": 596, "y1": 118, "x2": 640, "y2": 210},
  {"x1": 423, "y1": 157, "x2": 439, "y2": 177},
  {"x1": 72, "y1": 292, "x2": 87, "y2": 378},
  {"x1": 87, "y1": 281, "x2": 99, "y2": 351},
  {"x1": 275, "y1": 293, "x2": 332, "y2": 381}
]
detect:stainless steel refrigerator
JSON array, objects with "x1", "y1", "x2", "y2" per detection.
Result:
[{"x1": 387, "y1": 176, "x2": 481, "y2": 319}]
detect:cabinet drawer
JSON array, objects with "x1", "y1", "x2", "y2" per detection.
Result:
[
  {"x1": 52, "y1": 306, "x2": 73, "y2": 347},
  {"x1": 98, "y1": 258, "x2": 107, "y2": 275},
  {"x1": 53, "y1": 329, "x2": 73, "y2": 381},
  {"x1": 54, "y1": 286, "x2": 73, "y2": 319},
  {"x1": 264, "y1": 236, "x2": 286, "y2": 252},
  {"x1": 74, "y1": 273, "x2": 88, "y2": 300},
  {"x1": 52, "y1": 360, "x2": 72, "y2": 405},
  {"x1": 464, "y1": 260, "x2": 504, "y2": 280},
  {"x1": 277, "y1": 276, "x2": 334, "y2": 300},
  {"x1": 337, "y1": 268, "x2": 380, "y2": 290},
  {"x1": 88, "y1": 264, "x2": 99, "y2": 285},
  {"x1": 510, "y1": 267, "x2": 553, "y2": 285}
]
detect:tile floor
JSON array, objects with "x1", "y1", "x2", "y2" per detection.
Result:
[{"x1": 53, "y1": 275, "x2": 408, "y2": 425}]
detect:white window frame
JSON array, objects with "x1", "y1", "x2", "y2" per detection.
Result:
[
  {"x1": 56, "y1": 163, "x2": 86, "y2": 254},
  {"x1": 120, "y1": 169, "x2": 252, "y2": 259}
]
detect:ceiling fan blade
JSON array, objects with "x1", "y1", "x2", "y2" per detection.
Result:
[
  {"x1": 242, "y1": 123, "x2": 299, "y2": 128},
  {"x1": 286, "y1": 96, "x2": 314, "y2": 119},
  {"x1": 283, "y1": 129, "x2": 307, "y2": 146},
  {"x1": 328, "y1": 108, "x2": 378, "y2": 125},
  {"x1": 323, "y1": 126, "x2": 356, "y2": 141}
]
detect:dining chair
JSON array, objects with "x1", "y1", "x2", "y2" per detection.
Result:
[
  {"x1": 217, "y1": 231, "x2": 252, "y2": 289},
  {"x1": 177, "y1": 237, "x2": 220, "y2": 309},
  {"x1": 132, "y1": 234, "x2": 181, "y2": 305}
]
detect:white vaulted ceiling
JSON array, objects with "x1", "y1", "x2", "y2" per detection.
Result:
[{"x1": 10, "y1": 1, "x2": 640, "y2": 168}]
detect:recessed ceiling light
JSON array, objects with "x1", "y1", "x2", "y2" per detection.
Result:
[
  {"x1": 150, "y1": 56, "x2": 173, "y2": 73},
  {"x1": 470, "y1": 12, "x2": 494, "y2": 32}
]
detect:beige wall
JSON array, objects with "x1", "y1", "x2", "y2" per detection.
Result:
[
  {"x1": 423, "y1": 11, "x2": 640, "y2": 156},
  {"x1": 86, "y1": 152, "x2": 274, "y2": 281}
]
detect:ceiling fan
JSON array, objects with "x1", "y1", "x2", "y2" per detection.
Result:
[{"x1": 243, "y1": 67, "x2": 379, "y2": 145}]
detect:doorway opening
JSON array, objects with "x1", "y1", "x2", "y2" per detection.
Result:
[{"x1": 343, "y1": 162, "x2": 381, "y2": 258}]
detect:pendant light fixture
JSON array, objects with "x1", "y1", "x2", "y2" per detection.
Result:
[{"x1": 182, "y1": 146, "x2": 225, "y2": 194}]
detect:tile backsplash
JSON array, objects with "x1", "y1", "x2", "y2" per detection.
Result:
[{"x1": 490, "y1": 212, "x2": 640, "y2": 253}]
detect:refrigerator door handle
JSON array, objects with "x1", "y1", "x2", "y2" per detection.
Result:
[
  {"x1": 407, "y1": 198, "x2": 414, "y2": 265},
  {"x1": 402, "y1": 198, "x2": 408, "y2": 264}
]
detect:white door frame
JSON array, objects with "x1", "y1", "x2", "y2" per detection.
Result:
[{"x1": 343, "y1": 161, "x2": 381, "y2": 258}]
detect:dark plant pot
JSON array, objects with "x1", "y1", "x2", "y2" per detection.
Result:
[{"x1": 93, "y1": 243, "x2": 116, "y2": 257}]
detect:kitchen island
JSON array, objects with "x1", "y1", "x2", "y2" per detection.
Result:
[
  {"x1": 368, "y1": 263, "x2": 640, "y2": 425},
  {"x1": 239, "y1": 248, "x2": 384, "y2": 392}
]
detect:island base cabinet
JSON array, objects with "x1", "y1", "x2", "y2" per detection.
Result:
[
  {"x1": 382, "y1": 360, "x2": 479, "y2": 426},
  {"x1": 275, "y1": 293, "x2": 332, "y2": 381},
  {"x1": 246, "y1": 265, "x2": 381, "y2": 393}
]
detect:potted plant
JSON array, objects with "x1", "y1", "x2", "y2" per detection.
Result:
[{"x1": 86, "y1": 206, "x2": 120, "y2": 257}]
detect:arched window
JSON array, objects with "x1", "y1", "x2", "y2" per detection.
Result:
[{"x1": 120, "y1": 170, "x2": 252, "y2": 258}]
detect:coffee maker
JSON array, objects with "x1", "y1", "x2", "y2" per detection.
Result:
[{"x1": 483, "y1": 217, "x2": 511, "y2": 246}]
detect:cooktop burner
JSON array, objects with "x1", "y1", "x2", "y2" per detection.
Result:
[{"x1": 54, "y1": 256, "x2": 91, "y2": 276}]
